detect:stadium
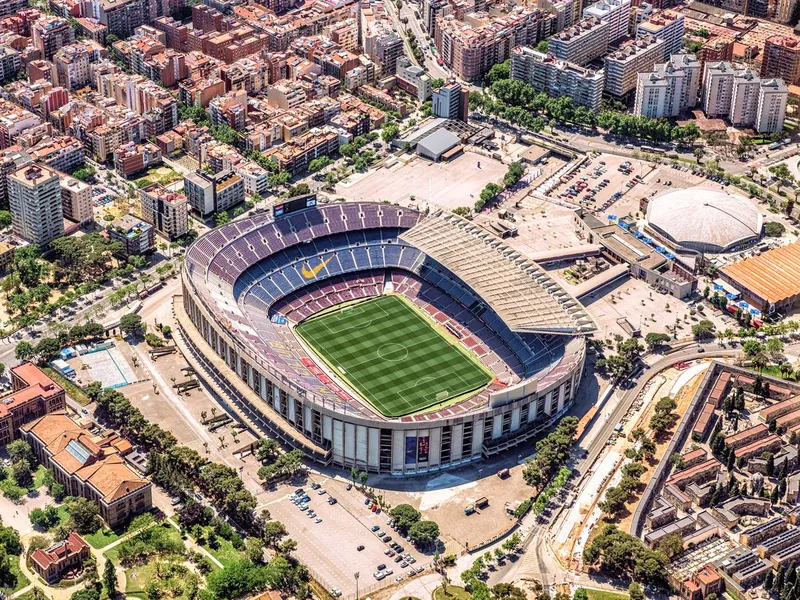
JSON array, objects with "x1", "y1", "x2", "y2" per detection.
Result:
[{"x1": 178, "y1": 199, "x2": 594, "y2": 475}]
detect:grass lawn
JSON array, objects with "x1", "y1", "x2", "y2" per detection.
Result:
[
  {"x1": 86, "y1": 526, "x2": 125, "y2": 549},
  {"x1": 760, "y1": 364, "x2": 798, "y2": 382},
  {"x1": 585, "y1": 589, "x2": 629, "y2": 600},
  {"x1": 295, "y1": 295, "x2": 492, "y2": 417},
  {"x1": 42, "y1": 368, "x2": 92, "y2": 406},
  {"x1": 203, "y1": 536, "x2": 244, "y2": 569},
  {"x1": 433, "y1": 586, "x2": 471, "y2": 600},
  {"x1": 135, "y1": 166, "x2": 182, "y2": 188}
]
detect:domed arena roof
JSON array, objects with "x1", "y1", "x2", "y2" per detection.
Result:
[{"x1": 646, "y1": 188, "x2": 763, "y2": 254}]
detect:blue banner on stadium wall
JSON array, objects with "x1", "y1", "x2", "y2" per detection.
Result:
[
  {"x1": 417, "y1": 436, "x2": 429, "y2": 463},
  {"x1": 405, "y1": 435, "x2": 417, "y2": 464}
]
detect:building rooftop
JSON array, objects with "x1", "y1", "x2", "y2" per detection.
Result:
[{"x1": 722, "y1": 242, "x2": 800, "y2": 305}]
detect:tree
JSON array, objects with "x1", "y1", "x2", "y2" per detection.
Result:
[
  {"x1": 308, "y1": 156, "x2": 332, "y2": 173},
  {"x1": 389, "y1": 504, "x2": 422, "y2": 533},
  {"x1": 692, "y1": 319, "x2": 716, "y2": 339},
  {"x1": 29, "y1": 505, "x2": 61, "y2": 530},
  {"x1": 644, "y1": 332, "x2": 671, "y2": 349},
  {"x1": 408, "y1": 520, "x2": 439, "y2": 546},
  {"x1": 7, "y1": 440, "x2": 33, "y2": 465},
  {"x1": 119, "y1": 313, "x2": 145, "y2": 336},
  {"x1": 245, "y1": 537, "x2": 266, "y2": 563},
  {"x1": 573, "y1": 589, "x2": 589, "y2": 600},
  {"x1": 256, "y1": 438, "x2": 280, "y2": 462},
  {"x1": 35, "y1": 337, "x2": 61, "y2": 363},
  {"x1": 484, "y1": 60, "x2": 510, "y2": 86},
  {"x1": 103, "y1": 557, "x2": 116, "y2": 596},
  {"x1": 628, "y1": 582, "x2": 644, "y2": 600},
  {"x1": 262, "y1": 521, "x2": 288, "y2": 547},
  {"x1": 492, "y1": 583, "x2": 526, "y2": 600},
  {"x1": 67, "y1": 497, "x2": 101, "y2": 534},
  {"x1": 381, "y1": 122, "x2": 400, "y2": 143},
  {"x1": 765, "y1": 221, "x2": 787, "y2": 237},
  {"x1": 657, "y1": 532, "x2": 684, "y2": 558},
  {"x1": 15, "y1": 341, "x2": 35, "y2": 361}
]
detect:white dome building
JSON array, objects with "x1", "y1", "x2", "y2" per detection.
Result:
[{"x1": 645, "y1": 188, "x2": 763, "y2": 254}]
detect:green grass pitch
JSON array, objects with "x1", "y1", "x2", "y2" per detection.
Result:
[{"x1": 294, "y1": 295, "x2": 493, "y2": 418}]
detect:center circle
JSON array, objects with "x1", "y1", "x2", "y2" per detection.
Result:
[{"x1": 377, "y1": 343, "x2": 408, "y2": 362}]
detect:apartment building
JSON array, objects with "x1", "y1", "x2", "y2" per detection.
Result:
[
  {"x1": 232, "y1": 160, "x2": 269, "y2": 197},
  {"x1": 702, "y1": 61, "x2": 736, "y2": 118},
  {"x1": 113, "y1": 141, "x2": 162, "y2": 178},
  {"x1": 582, "y1": 0, "x2": 630, "y2": 44},
  {"x1": 0, "y1": 147, "x2": 31, "y2": 209},
  {"x1": 432, "y1": 80, "x2": 469, "y2": 120},
  {"x1": 700, "y1": 62, "x2": 787, "y2": 132},
  {"x1": 108, "y1": 214, "x2": 155, "y2": 255},
  {"x1": 28, "y1": 136, "x2": 84, "y2": 174},
  {"x1": 760, "y1": 36, "x2": 800, "y2": 86},
  {"x1": 22, "y1": 411, "x2": 152, "y2": 527},
  {"x1": 436, "y1": 7, "x2": 552, "y2": 81},
  {"x1": 8, "y1": 164, "x2": 63, "y2": 247},
  {"x1": 0, "y1": 46, "x2": 22, "y2": 83},
  {"x1": 54, "y1": 41, "x2": 107, "y2": 91},
  {"x1": 60, "y1": 175, "x2": 92, "y2": 225},
  {"x1": 267, "y1": 79, "x2": 306, "y2": 109},
  {"x1": 32, "y1": 17, "x2": 75, "y2": 61},
  {"x1": 0, "y1": 101, "x2": 41, "y2": 150},
  {"x1": 756, "y1": 78, "x2": 788, "y2": 133},
  {"x1": 263, "y1": 127, "x2": 339, "y2": 175},
  {"x1": 183, "y1": 169, "x2": 244, "y2": 217},
  {"x1": 603, "y1": 35, "x2": 665, "y2": 98},
  {"x1": 636, "y1": 10, "x2": 684, "y2": 59},
  {"x1": 511, "y1": 45, "x2": 604, "y2": 111},
  {"x1": 86, "y1": 0, "x2": 145, "y2": 39},
  {"x1": 139, "y1": 183, "x2": 189, "y2": 240},
  {"x1": 549, "y1": 17, "x2": 609, "y2": 66},
  {"x1": 396, "y1": 57, "x2": 432, "y2": 102},
  {"x1": 372, "y1": 32, "x2": 403, "y2": 76},
  {"x1": 730, "y1": 68, "x2": 761, "y2": 128},
  {"x1": 0, "y1": 363, "x2": 66, "y2": 447},
  {"x1": 634, "y1": 53, "x2": 700, "y2": 118}
]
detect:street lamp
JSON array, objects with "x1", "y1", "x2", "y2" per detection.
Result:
[{"x1": 354, "y1": 572, "x2": 360, "y2": 600}]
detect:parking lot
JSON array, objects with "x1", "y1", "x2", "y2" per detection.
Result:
[
  {"x1": 266, "y1": 476, "x2": 430, "y2": 597},
  {"x1": 551, "y1": 153, "x2": 654, "y2": 219}
]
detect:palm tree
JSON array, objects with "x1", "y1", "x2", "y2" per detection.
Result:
[
  {"x1": 203, "y1": 442, "x2": 209, "y2": 453},
  {"x1": 201, "y1": 410, "x2": 207, "y2": 423},
  {"x1": 211, "y1": 407, "x2": 217, "y2": 418},
  {"x1": 231, "y1": 429, "x2": 239, "y2": 443},
  {"x1": 219, "y1": 435, "x2": 226, "y2": 449}
]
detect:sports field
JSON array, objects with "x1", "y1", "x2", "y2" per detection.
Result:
[{"x1": 294, "y1": 295, "x2": 493, "y2": 418}]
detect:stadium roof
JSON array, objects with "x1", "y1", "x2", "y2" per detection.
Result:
[
  {"x1": 646, "y1": 188, "x2": 762, "y2": 253},
  {"x1": 721, "y1": 241, "x2": 800, "y2": 305},
  {"x1": 400, "y1": 211, "x2": 596, "y2": 334}
]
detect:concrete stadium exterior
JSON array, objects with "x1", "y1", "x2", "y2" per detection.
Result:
[{"x1": 177, "y1": 201, "x2": 591, "y2": 475}]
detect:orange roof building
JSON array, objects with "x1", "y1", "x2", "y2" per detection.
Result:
[
  {"x1": 22, "y1": 411, "x2": 152, "y2": 527},
  {"x1": 720, "y1": 242, "x2": 800, "y2": 313},
  {"x1": 31, "y1": 532, "x2": 90, "y2": 583},
  {"x1": 0, "y1": 362, "x2": 65, "y2": 446}
]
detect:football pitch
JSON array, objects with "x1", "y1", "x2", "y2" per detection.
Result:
[{"x1": 294, "y1": 295, "x2": 493, "y2": 418}]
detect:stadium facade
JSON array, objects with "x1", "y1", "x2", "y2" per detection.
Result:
[{"x1": 178, "y1": 200, "x2": 594, "y2": 475}]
